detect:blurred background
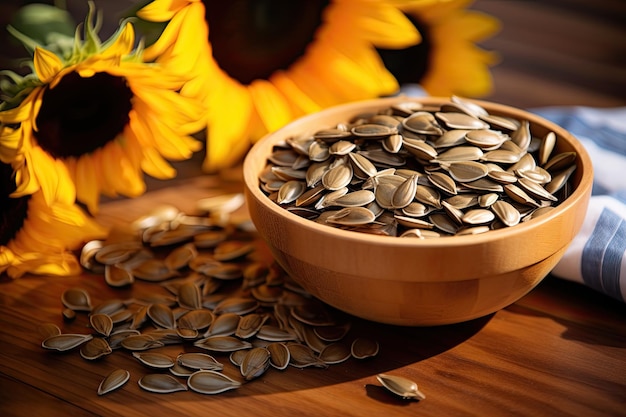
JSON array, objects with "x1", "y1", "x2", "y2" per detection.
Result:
[{"x1": 1, "y1": 0, "x2": 624, "y2": 110}]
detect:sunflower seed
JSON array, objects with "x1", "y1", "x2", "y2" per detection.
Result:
[
  {"x1": 377, "y1": 373, "x2": 426, "y2": 401},
  {"x1": 187, "y1": 370, "x2": 241, "y2": 395},
  {"x1": 139, "y1": 374, "x2": 188, "y2": 393},
  {"x1": 98, "y1": 369, "x2": 130, "y2": 396}
]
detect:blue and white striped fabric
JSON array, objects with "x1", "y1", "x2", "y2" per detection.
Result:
[{"x1": 533, "y1": 106, "x2": 626, "y2": 302}]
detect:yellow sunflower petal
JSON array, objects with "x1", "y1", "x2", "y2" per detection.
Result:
[
  {"x1": 141, "y1": 147, "x2": 177, "y2": 179},
  {"x1": 248, "y1": 80, "x2": 293, "y2": 133},
  {"x1": 12, "y1": 159, "x2": 40, "y2": 197},
  {"x1": 101, "y1": 141, "x2": 146, "y2": 197},
  {"x1": 29, "y1": 146, "x2": 75, "y2": 205},
  {"x1": 0, "y1": 125, "x2": 21, "y2": 162},
  {"x1": 203, "y1": 80, "x2": 254, "y2": 172},
  {"x1": 330, "y1": 0, "x2": 420, "y2": 48},
  {"x1": 99, "y1": 22, "x2": 135, "y2": 58},
  {"x1": 0, "y1": 88, "x2": 40, "y2": 125},
  {"x1": 137, "y1": 0, "x2": 191, "y2": 22},
  {"x1": 6, "y1": 252, "x2": 82, "y2": 278},
  {"x1": 270, "y1": 71, "x2": 322, "y2": 115},
  {"x1": 33, "y1": 47, "x2": 64, "y2": 84},
  {"x1": 74, "y1": 155, "x2": 100, "y2": 214}
]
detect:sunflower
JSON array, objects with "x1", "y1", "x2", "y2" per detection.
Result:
[
  {"x1": 0, "y1": 133, "x2": 107, "y2": 278},
  {"x1": 379, "y1": 0, "x2": 500, "y2": 97},
  {"x1": 0, "y1": 4, "x2": 205, "y2": 214},
  {"x1": 135, "y1": 0, "x2": 422, "y2": 172}
]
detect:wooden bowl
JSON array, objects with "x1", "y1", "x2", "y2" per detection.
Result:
[{"x1": 243, "y1": 97, "x2": 593, "y2": 326}]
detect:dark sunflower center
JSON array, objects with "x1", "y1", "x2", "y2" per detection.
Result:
[
  {"x1": 0, "y1": 162, "x2": 30, "y2": 245},
  {"x1": 204, "y1": 0, "x2": 329, "y2": 85},
  {"x1": 34, "y1": 72, "x2": 133, "y2": 158},
  {"x1": 377, "y1": 14, "x2": 431, "y2": 85}
]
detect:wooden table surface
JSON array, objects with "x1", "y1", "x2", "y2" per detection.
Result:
[
  {"x1": 1, "y1": 1, "x2": 626, "y2": 416},
  {"x1": 1, "y1": 175, "x2": 625, "y2": 417}
]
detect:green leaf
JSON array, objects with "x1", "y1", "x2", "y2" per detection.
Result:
[{"x1": 10, "y1": 4, "x2": 76, "y2": 46}]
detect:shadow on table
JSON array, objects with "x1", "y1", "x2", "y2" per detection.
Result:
[{"x1": 505, "y1": 277, "x2": 626, "y2": 348}]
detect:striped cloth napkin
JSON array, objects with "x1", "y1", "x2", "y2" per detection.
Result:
[{"x1": 533, "y1": 106, "x2": 626, "y2": 303}]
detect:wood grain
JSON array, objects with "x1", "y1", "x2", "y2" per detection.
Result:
[
  {"x1": 1, "y1": 175, "x2": 625, "y2": 417},
  {"x1": 1, "y1": 1, "x2": 625, "y2": 416}
]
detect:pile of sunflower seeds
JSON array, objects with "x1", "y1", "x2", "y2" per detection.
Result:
[
  {"x1": 39, "y1": 197, "x2": 382, "y2": 396},
  {"x1": 258, "y1": 96, "x2": 578, "y2": 237}
]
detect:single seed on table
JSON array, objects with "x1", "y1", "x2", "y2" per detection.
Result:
[
  {"x1": 351, "y1": 338, "x2": 380, "y2": 359},
  {"x1": 194, "y1": 336, "x2": 253, "y2": 352},
  {"x1": 62, "y1": 288, "x2": 92, "y2": 312},
  {"x1": 98, "y1": 369, "x2": 130, "y2": 396},
  {"x1": 37, "y1": 323, "x2": 61, "y2": 339},
  {"x1": 80, "y1": 337, "x2": 112, "y2": 360},
  {"x1": 132, "y1": 351, "x2": 175, "y2": 369},
  {"x1": 187, "y1": 370, "x2": 241, "y2": 395},
  {"x1": 89, "y1": 313, "x2": 114, "y2": 337},
  {"x1": 138, "y1": 374, "x2": 188, "y2": 394},
  {"x1": 267, "y1": 342, "x2": 290, "y2": 370},
  {"x1": 104, "y1": 264, "x2": 135, "y2": 287},
  {"x1": 287, "y1": 343, "x2": 328, "y2": 368},
  {"x1": 120, "y1": 334, "x2": 164, "y2": 351},
  {"x1": 147, "y1": 303, "x2": 176, "y2": 329},
  {"x1": 212, "y1": 297, "x2": 259, "y2": 315},
  {"x1": 204, "y1": 312, "x2": 241, "y2": 337},
  {"x1": 377, "y1": 373, "x2": 426, "y2": 401},
  {"x1": 177, "y1": 352, "x2": 223, "y2": 371},
  {"x1": 240, "y1": 347, "x2": 271, "y2": 380},
  {"x1": 42, "y1": 333, "x2": 93, "y2": 351},
  {"x1": 177, "y1": 309, "x2": 214, "y2": 331},
  {"x1": 164, "y1": 243, "x2": 198, "y2": 271},
  {"x1": 319, "y1": 343, "x2": 352, "y2": 365}
]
